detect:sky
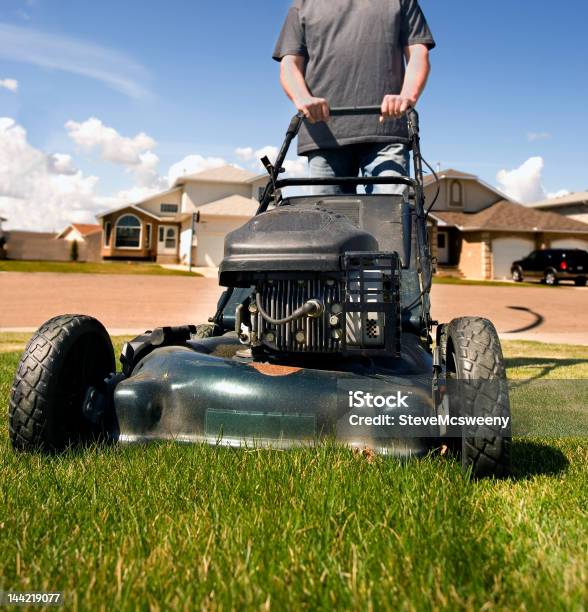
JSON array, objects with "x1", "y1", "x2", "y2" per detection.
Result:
[{"x1": 1, "y1": 0, "x2": 587, "y2": 230}]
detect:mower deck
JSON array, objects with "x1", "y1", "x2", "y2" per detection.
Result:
[{"x1": 113, "y1": 333, "x2": 436, "y2": 458}]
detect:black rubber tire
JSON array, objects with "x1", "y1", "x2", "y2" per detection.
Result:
[
  {"x1": 445, "y1": 317, "x2": 511, "y2": 479},
  {"x1": 194, "y1": 323, "x2": 220, "y2": 339},
  {"x1": 512, "y1": 266, "x2": 524, "y2": 282},
  {"x1": 436, "y1": 323, "x2": 448, "y2": 363},
  {"x1": 9, "y1": 315, "x2": 115, "y2": 453},
  {"x1": 544, "y1": 269, "x2": 558, "y2": 286},
  {"x1": 575, "y1": 277, "x2": 587, "y2": 287}
]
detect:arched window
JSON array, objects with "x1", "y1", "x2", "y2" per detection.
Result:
[
  {"x1": 115, "y1": 214, "x2": 142, "y2": 248},
  {"x1": 450, "y1": 180, "x2": 463, "y2": 207}
]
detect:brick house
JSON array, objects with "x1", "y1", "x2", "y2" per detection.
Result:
[
  {"x1": 97, "y1": 167, "x2": 266, "y2": 266},
  {"x1": 426, "y1": 170, "x2": 588, "y2": 279}
]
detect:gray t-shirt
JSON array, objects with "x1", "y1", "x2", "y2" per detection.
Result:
[{"x1": 273, "y1": 0, "x2": 435, "y2": 155}]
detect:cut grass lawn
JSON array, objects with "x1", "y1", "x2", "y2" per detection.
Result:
[
  {"x1": 0, "y1": 260, "x2": 201, "y2": 277},
  {"x1": 0, "y1": 336, "x2": 587, "y2": 609},
  {"x1": 433, "y1": 276, "x2": 550, "y2": 288}
]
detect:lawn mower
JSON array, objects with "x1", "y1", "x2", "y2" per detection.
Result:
[{"x1": 8, "y1": 107, "x2": 511, "y2": 478}]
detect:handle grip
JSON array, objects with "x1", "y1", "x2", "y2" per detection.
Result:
[{"x1": 328, "y1": 106, "x2": 383, "y2": 116}]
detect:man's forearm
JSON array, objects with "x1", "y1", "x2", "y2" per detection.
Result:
[
  {"x1": 400, "y1": 44, "x2": 431, "y2": 104},
  {"x1": 280, "y1": 55, "x2": 312, "y2": 106},
  {"x1": 380, "y1": 44, "x2": 430, "y2": 118},
  {"x1": 280, "y1": 55, "x2": 330, "y2": 123}
]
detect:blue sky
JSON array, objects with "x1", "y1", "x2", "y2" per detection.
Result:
[{"x1": 1, "y1": 0, "x2": 587, "y2": 229}]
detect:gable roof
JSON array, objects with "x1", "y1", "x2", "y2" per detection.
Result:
[
  {"x1": 96, "y1": 204, "x2": 163, "y2": 221},
  {"x1": 56, "y1": 223, "x2": 102, "y2": 239},
  {"x1": 196, "y1": 195, "x2": 259, "y2": 218},
  {"x1": 423, "y1": 168, "x2": 478, "y2": 185},
  {"x1": 96, "y1": 187, "x2": 183, "y2": 220},
  {"x1": 431, "y1": 200, "x2": 588, "y2": 234},
  {"x1": 529, "y1": 191, "x2": 588, "y2": 209},
  {"x1": 173, "y1": 165, "x2": 266, "y2": 187},
  {"x1": 423, "y1": 168, "x2": 513, "y2": 204}
]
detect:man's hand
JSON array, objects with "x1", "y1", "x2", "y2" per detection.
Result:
[
  {"x1": 295, "y1": 96, "x2": 330, "y2": 124},
  {"x1": 380, "y1": 95, "x2": 416, "y2": 121}
]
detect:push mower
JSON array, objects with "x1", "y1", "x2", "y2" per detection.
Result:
[{"x1": 8, "y1": 108, "x2": 511, "y2": 478}]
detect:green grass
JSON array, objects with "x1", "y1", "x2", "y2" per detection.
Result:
[
  {"x1": 0, "y1": 260, "x2": 201, "y2": 277},
  {"x1": 433, "y1": 276, "x2": 542, "y2": 288},
  {"x1": 0, "y1": 338, "x2": 587, "y2": 609}
]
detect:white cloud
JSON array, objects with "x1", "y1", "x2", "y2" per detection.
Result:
[
  {"x1": 47, "y1": 153, "x2": 77, "y2": 175},
  {"x1": 167, "y1": 154, "x2": 229, "y2": 185},
  {"x1": 527, "y1": 132, "x2": 551, "y2": 142},
  {"x1": 65, "y1": 117, "x2": 166, "y2": 192},
  {"x1": 496, "y1": 157, "x2": 569, "y2": 204},
  {"x1": 0, "y1": 117, "x2": 101, "y2": 231},
  {"x1": 235, "y1": 147, "x2": 254, "y2": 162},
  {"x1": 283, "y1": 158, "x2": 307, "y2": 177},
  {"x1": 0, "y1": 78, "x2": 18, "y2": 92},
  {"x1": 66, "y1": 117, "x2": 155, "y2": 165},
  {"x1": 546, "y1": 189, "x2": 570, "y2": 200},
  {"x1": 234, "y1": 144, "x2": 306, "y2": 177},
  {"x1": 0, "y1": 23, "x2": 149, "y2": 98}
]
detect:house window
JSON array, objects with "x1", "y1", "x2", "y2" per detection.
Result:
[
  {"x1": 437, "y1": 233, "x2": 446, "y2": 249},
  {"x1": 158, "y1": 226, "x2": 164, "y2": 242},
  {"x1": 104, "y1": 222, "x2": 112, "y2": 247},
  {"x1": 115, "y1": 214, "x2": 142, "y2": 249},
  {"x1": 165, "y1": 227, "x2": 177, "y2": 249},
  {"x1": 145, "y1": 223, "x2": 152, "y2": 249},
  {"x1": 160, "y1": 203, "x2": 179, "y2": 214},
  {"x1": 450, "y1": 180, "x2": 463, "y2": 207}
]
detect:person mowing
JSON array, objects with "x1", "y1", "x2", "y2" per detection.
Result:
[{"x1": 273, "y1": 0, "x2": 435, "y2": 195}]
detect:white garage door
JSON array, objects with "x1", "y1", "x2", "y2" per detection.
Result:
[
  {"x1": 550, "y1": 238, "x2": 588, "y2": 251},
  {"x1": 196, "y1": 232, "x2": 226, "y2": 267},
  {"x1": 492, "y1": 237, "x2": 534, "y2": 280}
]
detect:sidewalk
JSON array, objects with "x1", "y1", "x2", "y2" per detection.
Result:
[{"x1": 161, "y1": 264, "x2": 219, "y2": 278}]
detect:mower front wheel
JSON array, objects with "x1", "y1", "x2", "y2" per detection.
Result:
[
  {"x1": 9, "y1": 315, "x2": 115, "y2": 452},
  {"x1": 442, "y1": 317, "x2": 511, "y2": 479}
]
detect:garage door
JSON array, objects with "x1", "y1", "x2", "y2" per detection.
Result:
[
  {"x1": 196, "y1": 232, "x2": 226, "y2": 267},
  {"x1": 492, "y1": 237, "x2": 535, "y2": 280},
  {"x1": 550, "y1": 238, "x2": 588, "y2": 251}
]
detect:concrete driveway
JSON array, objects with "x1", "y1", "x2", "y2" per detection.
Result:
[{"x1": 1, "y1": 272, "x2": 587, "y2": 344}]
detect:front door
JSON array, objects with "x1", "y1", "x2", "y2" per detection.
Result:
[
  {"x1": 158, "y1": 225, "x2": 178, "y2": 255},
  {"x1": 437, "y1": 231, "x2": 449, "y2": 264}
]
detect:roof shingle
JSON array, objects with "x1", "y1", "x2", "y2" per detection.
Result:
[{"x1": 432, "y1": 200, "x2": 588, "y2": 233}]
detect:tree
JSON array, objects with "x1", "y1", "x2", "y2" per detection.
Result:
[{"x1": 70, "y1": 239, "x2": 79, "y2": 262}]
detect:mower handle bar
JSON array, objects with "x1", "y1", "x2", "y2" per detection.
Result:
[
  {"x1": 288, "y1": 105, "x2": 419, "y2": 134},
  {"x1": 274, "y1": 175, "x2": 417, "y2": 190}
]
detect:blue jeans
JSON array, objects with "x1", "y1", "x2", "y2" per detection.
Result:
[{"x1": 307, "y1": 143, "x2": 409, "y2": 196}]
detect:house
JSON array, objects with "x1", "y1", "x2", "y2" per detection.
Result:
[
  {"x1": 528, "y1": 191, "x2": 588, "y2": 234},
  {"x1": 97, "y1": 166, "x2": 267, "y2": 266},
  {"x1": 56, "y1": 223, "x2": 102, "y2": 242},
  {"x1": 426, "y1": 170, "x2": 588, "y2": 279}
]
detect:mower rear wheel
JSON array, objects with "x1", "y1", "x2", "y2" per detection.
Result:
[
  {"x1": 443, "y1": 317, "x2": 511, "y2": 478},
  {"x1": 9, "y1": 315, "x2": 115, "y2": 452}
]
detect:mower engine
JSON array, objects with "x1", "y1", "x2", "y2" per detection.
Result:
[{"x1": 219, "y1": 200, "x2": 403, "y2": 358}]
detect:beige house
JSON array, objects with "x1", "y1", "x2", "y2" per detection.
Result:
[
  {"x1": 528, "y1": 191, "x2": 588, "y2": 229},
  {"x1": 426, "y1": 170, "x2": 588, "y2": 279},
  {"x1": 97, "y1": 166, "x2": 266, "y2": 266}
]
